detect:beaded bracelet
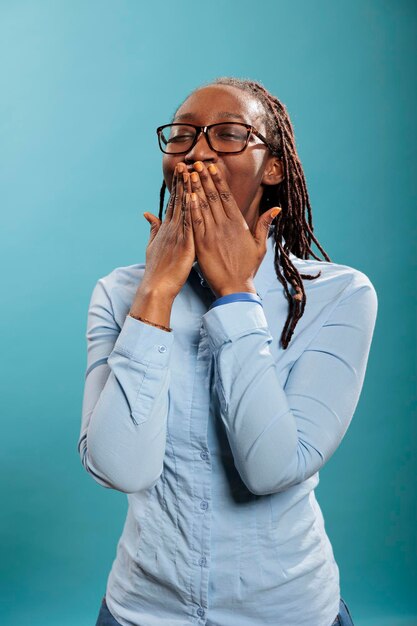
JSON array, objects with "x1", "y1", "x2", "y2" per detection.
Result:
[{"x1": 128, "y1": 312, "x2": 172, "y2": 332}]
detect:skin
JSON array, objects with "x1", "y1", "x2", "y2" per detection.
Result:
[
  {"x1": 163, "y1": 84, "x2": 284, "y2": 236},
  {"x1": 132, "y1": 84, "x2": 285, "y2": 328},
  {"x1": 161, "y1": 84, "x2": 284, "y2": 298}
]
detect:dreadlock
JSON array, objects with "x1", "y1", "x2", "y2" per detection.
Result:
[{"x1": 157, "y1": 77, "x2": 332, "y2": 349}]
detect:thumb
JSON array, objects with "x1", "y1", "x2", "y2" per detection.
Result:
[
  {"x1": 143, "y1": 212, "x2": 161, "y2": 242},
  {"x1": 253, "y1": 207, "x2": 282, "y2": 245}
]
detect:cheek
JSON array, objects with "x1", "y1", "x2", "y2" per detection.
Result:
[
  {"x1": 226, "y1": 157, "x2": 264, "y2": 209},
  {"x1": 162, "y1": 155, "x2": 180, "y2": 191}
]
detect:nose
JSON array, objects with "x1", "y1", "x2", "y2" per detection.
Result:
[{"x1": 184, "y1": 129, "x2": 217, "y2": 167}]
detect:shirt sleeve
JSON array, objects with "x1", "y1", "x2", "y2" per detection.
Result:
[
  {"x1": 77, "y1": 276, "x2": 174, "y2": 493},
  {"x1": 201, "y1": 272, "x2": 378, "y2": 496},
  {"x1": 209, "y1": 291, "x2": 263, "y2": 310}
]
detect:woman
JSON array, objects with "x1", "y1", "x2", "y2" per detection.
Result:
[{"x1": 79, "y1": 77, "x2": 377, "y2": 626}]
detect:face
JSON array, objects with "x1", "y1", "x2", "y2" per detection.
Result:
[{"x1": 161, "y1": 84, "x2": 284, "y2": 233}]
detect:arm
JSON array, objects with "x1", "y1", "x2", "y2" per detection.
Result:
[
  {"x1": 77, "y1": 275, "x2": 175, "y2": 493},
  {"x1": 201, "y1": 272, "x2": 378, "y2": 496}
]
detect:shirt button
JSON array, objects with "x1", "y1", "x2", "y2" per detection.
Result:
[
  {"x1": 158, "y1": 345, "x2": 167, "y2": 353},
  {"x1": 200, "y1": 500, "x2": 208, "y2": 510},
  {"x1": 200, "y1": 450, "x2": 209, "y2": 461},
  {"x1": 199, "y1": 556, "x2": 207, "y2": 566},
  {"x1": 197, "y1": 607, "x2": 205, "y2": 617}
]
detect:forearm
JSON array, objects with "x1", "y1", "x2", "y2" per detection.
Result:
[
  {"x1": 202, "y1": 278, "x2": 377, "y2": 496},
  {"x1": 129, "y1": 282, "x2": 175, "y2": 330},
  {"x1": 80, "y1": 313, "x2": 175, "y2": 493},
  {"x1": 205, "y1": 305, "x2": 300, "y2": 495}
]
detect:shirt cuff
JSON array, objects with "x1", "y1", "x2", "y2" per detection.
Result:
[
  {"x1": 202, "y1": 300, "x2": 272, "y2": 351},
  {"x1": 112, "y1": 314, "x2": 175, "y2": 365},
  {"x1": 209, "y1": 291, "x2": 263, "y2": 310}
]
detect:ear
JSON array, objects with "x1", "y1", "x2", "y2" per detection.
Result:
[{"x1": 261, "y1": 156, "x2": 285, "y2": 186}]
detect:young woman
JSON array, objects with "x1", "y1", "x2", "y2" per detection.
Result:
[{"x1": 79, "y1": 77, "x2": 377, "y2": 626}]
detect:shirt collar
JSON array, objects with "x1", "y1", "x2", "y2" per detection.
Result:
[{"x1": 192, "y1": 234, "x2": 297, "y2": 300}]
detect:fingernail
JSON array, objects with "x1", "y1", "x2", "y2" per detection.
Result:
[
  {"x1": 191, "y1": 192, "x2": 197, "y2": 201},
  {"x1": 176, "y1": 163, "x2": 184, "y2": 173},
  {"x1": 183, "y1": 172, "x2": 189, "y2": 183},
  {"x1": 271, "y1": 207, "x2": 282, "y2": 218},
  {"x1": 208, "y1": 164, "x2": 217, "y2": 175},
  {"x1": 193, "y1": 161, "x2": 204, "y2": 172},
  {"x1": 191, "y1": 172, "x2": 199, "y2": 183}
]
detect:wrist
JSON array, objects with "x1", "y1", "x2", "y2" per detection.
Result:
[
  {"x1": 130, "y1": 282, "x2": 175, "y2": 330},
  {"x1": 216, "y1": 283, "x2": 257, "y2": 298},
  {"x1": 135, "y1": 281, "x2": 176, "y2": 305}
]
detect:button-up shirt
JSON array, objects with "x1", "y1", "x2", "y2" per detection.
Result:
[{"x1": 78, "y1": 234, "x2": 378, "y2": 626}]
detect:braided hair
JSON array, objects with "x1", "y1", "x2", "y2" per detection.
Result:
[{"x1": 158, "y1": 77, "x2": 332, "y2": 349}]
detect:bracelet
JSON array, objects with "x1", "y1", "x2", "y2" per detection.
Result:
[{"x1": 128, "y1": 312, "x2": 173, "y2": 332}]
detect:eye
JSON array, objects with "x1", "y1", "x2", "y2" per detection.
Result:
[
  {"x1": 212, "y1": 124, "x2": 248, "y2": 141},
  {"x1": 161, "y1": 125, "x2": 196, "y2": 144},
  {"x1": 169, "y1": 134, "x2": 194, "y2": 143}
]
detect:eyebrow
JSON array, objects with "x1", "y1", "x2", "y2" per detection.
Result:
[{"x1": 173, "y1": 111, "x2": 247, "y2": 122}]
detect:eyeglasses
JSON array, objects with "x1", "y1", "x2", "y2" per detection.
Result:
[{"x1": 156, "y1": 122, "x2": 278, "y2": 155}]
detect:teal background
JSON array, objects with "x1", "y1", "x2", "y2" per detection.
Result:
[{"x1": 1, "y1": 1, "x2": 416, "y2": 624}]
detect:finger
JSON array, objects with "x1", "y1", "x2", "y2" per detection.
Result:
[
  {"x1": 183, "y1": 170, "x2": 192, "y2": 196},
  {"x1": 181, "y1": 171, "x2": 193, "y2": 235},
  {"x1": 191, "y1": 162, "x2": 223, "y2": 224},
  {"x1": 182, "y1": 189, "x2": 192, "y2": 236},
  {"x1": 172, "y1": 167, "x2": 185, "y2": 226},
  {"x1": 253, "y1": 207, "x2": 281, "y2": 249},
  {"x1": 206, "y1": 163, "x2": 241, "y2": 221},
  {"x1": 165, "y1": 169, "x2": 178, "y2": 221},
  {"x1": 190, "y1": 170, "x2": 215, "y2": 230},
  {"x1": 190, "y1": 191, "x2": 206, "y2": 237}
]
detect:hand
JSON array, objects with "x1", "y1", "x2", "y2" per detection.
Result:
[
  {"x1": 141, "y1": 163, "x2": 195, "y2": 299},
  {"x1": 188, "y1": 161, "x2": 281, "y2": 298}
]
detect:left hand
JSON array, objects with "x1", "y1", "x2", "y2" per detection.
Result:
[{"x1": 188, "y1": 161, "x2": 282, "y2": 298}]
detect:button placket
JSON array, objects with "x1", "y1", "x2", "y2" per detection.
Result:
[{"x1": 190, "y1": 328, "x2": 211, "y2": 621}]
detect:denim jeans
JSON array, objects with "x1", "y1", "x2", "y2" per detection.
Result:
[{"x1": 95, "y1": 594, "x2": 355, "y2": 625}]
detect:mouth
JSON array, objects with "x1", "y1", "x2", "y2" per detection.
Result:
[
  {"x1": 183, "y1": 165, "x2": 196, "y2": 174},
  {"x1": 173, "y1": 162, "x2": 202, "y2": 174}
]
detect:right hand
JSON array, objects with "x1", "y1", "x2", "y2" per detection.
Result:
[{"x1": 141, "y1": 163, "x2": 195, "y2": 299}]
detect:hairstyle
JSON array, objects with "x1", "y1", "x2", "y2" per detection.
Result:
[{"x1": 158, "y1": 77, "x2": 332, "y2": 349}]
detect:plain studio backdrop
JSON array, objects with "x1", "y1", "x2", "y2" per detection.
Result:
[{"x1": 0, "y1": 1, "x2": 416, "y2": 625}]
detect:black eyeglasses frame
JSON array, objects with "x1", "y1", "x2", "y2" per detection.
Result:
[{"x1": 156, "y1": 122, "x2": 279, "y2": 156}]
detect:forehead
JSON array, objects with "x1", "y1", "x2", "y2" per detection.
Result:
[{"x1": 174, "y1": 85, "x2": 265, "y2": 127}]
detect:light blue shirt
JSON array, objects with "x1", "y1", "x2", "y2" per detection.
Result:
[
  {"x1": 209, "y1": 290, "x2": 263, "y2": 309},
  {"x1": 78, "y1": 234, "x2": 378, "y2": 626}
]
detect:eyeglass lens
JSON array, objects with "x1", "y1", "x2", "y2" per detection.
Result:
[{"x1": 159, "y1": 124, "x2": 249, "y2": 154}]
